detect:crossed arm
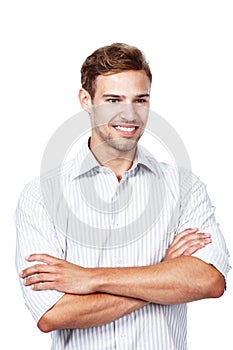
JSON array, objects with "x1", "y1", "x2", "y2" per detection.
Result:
[{"x1": 20, "y1": 228, "x2": 225, "y2": 333}]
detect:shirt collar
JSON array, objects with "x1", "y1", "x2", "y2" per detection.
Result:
[
  {"x1": 71, "y1": 138, "x2": 100, "y2": 180},
  {"x1": 133, "y1": 144, "x2": 160, "y2": 176},
  {"x1": 71, "y1": 138, "x2": 160, "y2": 180}
]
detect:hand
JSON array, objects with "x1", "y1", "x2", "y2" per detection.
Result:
[
  {"x1": 20, "y1": 254, "x2": 94, "y2": 294},
  {"x1": 163, "y1": 228, "x2": 212, "y2": 262}
]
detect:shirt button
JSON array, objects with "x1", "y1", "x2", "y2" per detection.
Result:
[{"x1": 121, "y1": 333, "x2": 126, "y2": 338}]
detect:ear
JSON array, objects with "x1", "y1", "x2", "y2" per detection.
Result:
[{"x1": 78, "y1": 88, "x2": 92, "y2": 112}]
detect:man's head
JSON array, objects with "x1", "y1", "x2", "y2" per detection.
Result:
[
  {"x1": 79, "y1": 43, "x2": 152, "y2": 158},
  {"x1": 81, "y1": 43, "x2": 152, "y2": 100}
]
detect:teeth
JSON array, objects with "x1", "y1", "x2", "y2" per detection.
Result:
[{"x1": 115, "y1": 126, "x2": 135, "y2": 132}]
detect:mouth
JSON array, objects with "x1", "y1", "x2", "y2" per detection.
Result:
[{"x1": 111, "y1": 124, "x2": 140, "y2": 137}]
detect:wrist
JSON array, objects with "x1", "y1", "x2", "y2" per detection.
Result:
[{"x1": 88, "y1": 267, "x2": 106, "y2": 293}]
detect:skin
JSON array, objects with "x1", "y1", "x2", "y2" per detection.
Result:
[
  {"x1": 20, "y1": 70, "x2": 225, "y2": 333},
  {"x1": 79, "y1": 70, "x2": 150, "y2": 180}
]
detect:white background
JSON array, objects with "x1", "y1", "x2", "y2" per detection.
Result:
[{"x1": 0, "y1": 1, "x2": 232, "y2": 349}]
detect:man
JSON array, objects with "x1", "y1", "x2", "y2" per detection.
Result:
[{"x1": 16, "y1": 43, "x2": 230, "y2": 350}]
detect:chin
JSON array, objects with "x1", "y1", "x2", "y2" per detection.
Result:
[{"x1": 107, "y1": 139, "x2": 138, "y2": 152}]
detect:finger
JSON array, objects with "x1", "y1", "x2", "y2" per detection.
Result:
[
  {"x1": 183, "y1": 244, "x2": 207, "y2": 256},
  {"x1": 30, "y1": 282, "x2": 56, "y2": 291},
  {"x1": 20, "y1": 263, "x2": 55, "y2": 278},
  {"x1": 25, "y1": 254, "x2": 61, "y2": 264},
  {"x1": 169, "y1": 244, "x2": 204, "y2": 259},
  {"x1": 170, "y1": 232, "x2": 211, "y2": 251},
  {"x1": 170, "y1": 228, "x2": 199, "y2": 246},
  {"x1": 169, "y1": 236, "x2": 212, "y2": 258},
  {"x1": 23, "y1": 273, "x2": 56, "y2": 286}
]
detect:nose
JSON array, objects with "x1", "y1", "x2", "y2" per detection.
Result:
[{"x1": 120, "y1": 103, "x2": 137, "y2": 122}]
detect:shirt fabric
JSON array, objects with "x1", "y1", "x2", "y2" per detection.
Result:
[{"x1": 15, "y1": 139, "x2": 230, "y2": 350}]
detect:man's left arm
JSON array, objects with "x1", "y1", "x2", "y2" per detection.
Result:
[
  {"x1": 90, "y1": 255, "x2": 225, "y2": 304},
  {"x1": 20, "y1": 252, "x2": 224, "y2": 305},
  {"x1": 176, "y1": 170, "x2": 231, "y2": 285}
]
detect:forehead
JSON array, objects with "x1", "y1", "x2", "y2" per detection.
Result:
[{"x1": 94, "y1": 70, "x2": 151, "y2": 96}]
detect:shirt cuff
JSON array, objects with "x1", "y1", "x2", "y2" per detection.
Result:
[
  {"x1": 192, "y1": 245, "x2": 231, "y2": 282},
  {"x1": 24, "y1": 288, "x2": 65, "y2": 323}
]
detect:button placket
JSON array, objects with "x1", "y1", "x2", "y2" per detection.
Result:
[{"x1": 111, "y1": 186, "x2": 120, "y2": 227}]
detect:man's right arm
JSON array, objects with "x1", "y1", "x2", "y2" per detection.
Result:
[{"x1": 38, "y1": 293, "x2": 147, "y2": 332}]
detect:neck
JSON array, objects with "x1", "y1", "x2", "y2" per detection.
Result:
[{"x1": 89, "y1": 138, "x2": 136, "y2": 181}]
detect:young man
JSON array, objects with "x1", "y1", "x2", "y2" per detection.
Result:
[{"x1": 16, "y1": 43, "x2": 230, "y2": 350}]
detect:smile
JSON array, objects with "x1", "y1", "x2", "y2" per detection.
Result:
[
  {"x1": 112, "y1": 124, "x2": 139, "y2": 136},
  {"x1": 115, "y1": 126, "x2": 136, "y2": 132}
]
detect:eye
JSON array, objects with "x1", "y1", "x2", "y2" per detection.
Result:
[
  {"x1": 135, "y1": 98, "x2": 146, "y2": 104},
  {"x1": 107, "y1": 98, "x2": 120, "y2": 103}
]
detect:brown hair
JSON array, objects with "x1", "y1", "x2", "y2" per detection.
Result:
[{"x1": 81, "y1": 43, "x2": 152, "y2": 99}]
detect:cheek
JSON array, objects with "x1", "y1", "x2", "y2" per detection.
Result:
[
  {"x1": 92, "y1": 105, "x2": 116, "y2": 128},
  {"x1": 138, "y1": 111, "x2": 149, "y2": 126},
  {"x1": 135, "y1": 105, "x2": 149, "y2": 122}
]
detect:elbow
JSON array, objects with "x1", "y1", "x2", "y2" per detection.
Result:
[
  {"x1": 209, "y1": 280, "x2": 225, "y2": 299},
  {"x1": 205, "y1": 267, "x2": 225, "y2": 299},
  {"x1": 37, "y1": 314, "x2": 55, "y2": 333}
]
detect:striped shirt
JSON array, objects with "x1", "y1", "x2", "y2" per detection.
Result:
[{"x1": 15, "y1": 139, "x2": 230, "y2": 350}]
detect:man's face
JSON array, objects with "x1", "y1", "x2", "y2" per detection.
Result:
[{"x1": 89, "y1": 70, "x2": 150, "y2": 153}]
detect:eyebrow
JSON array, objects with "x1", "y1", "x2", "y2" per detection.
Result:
[{"x1": 102, "y1": 93, "x2": 150, "y2": 98}]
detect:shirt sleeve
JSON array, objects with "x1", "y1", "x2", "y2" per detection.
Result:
[
  {"x1": 177, "y1": 170, "x2": 231, "y2": 281},
  {"x1": 15, "y1": 178, "x2": 65, "y2": 323}
]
